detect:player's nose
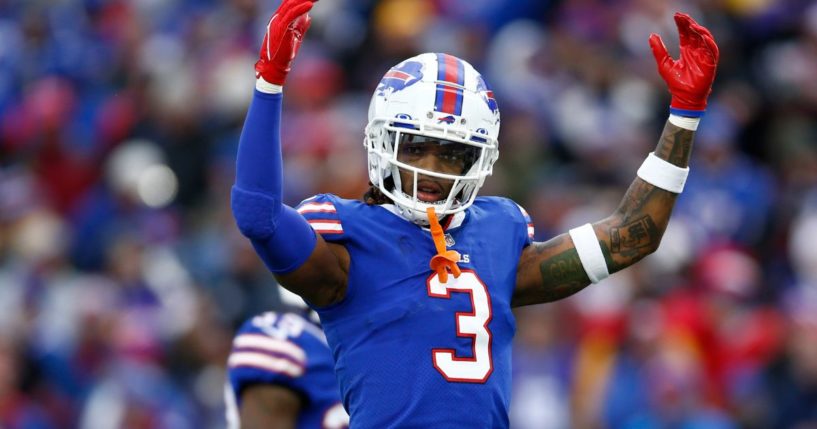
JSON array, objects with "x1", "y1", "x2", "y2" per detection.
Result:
[{"x1": 414, "y1": 152, "x2": 445, "y2": 173}]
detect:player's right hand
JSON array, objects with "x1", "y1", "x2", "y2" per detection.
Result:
[{"x1": 255, "y1": 0, "x2": 315, "y2": 86}]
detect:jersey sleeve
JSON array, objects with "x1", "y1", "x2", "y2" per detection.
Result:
[
  {"x1": 515, "y1": 203, "x2": 535, "y2": 244},
  {"x1": 481, "y1": 197, "x2": 533, "y2": 250},
  {"x1": 227, "y1": 313, "x2": 315, "y2": 402},
  {"x1": 295, "y1": 194, "x2": 347, "y2": 243}
]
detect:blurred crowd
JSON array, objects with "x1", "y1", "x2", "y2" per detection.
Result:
[{"x1": 1, "y1": 0, "x2": 816, "y2": 427}]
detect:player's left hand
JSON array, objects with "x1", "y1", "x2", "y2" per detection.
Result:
[{"x1": 649, "y1": 13, "x2": 719, "y2": 117}]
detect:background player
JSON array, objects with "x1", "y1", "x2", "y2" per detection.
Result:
[
  {"x1": 231, "y1": 0, "x2": 718, "y2": 426},
  {"x1": 225, "y1": 290, "x2": 348, "y2": 429}
]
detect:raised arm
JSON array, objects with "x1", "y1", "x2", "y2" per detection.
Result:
[
  {"x1": 231, "y1": 0, "x2": 349, "y2": 307},
  {"x1": 513, "y1": 13, "x2": 718, "y2": 307}
]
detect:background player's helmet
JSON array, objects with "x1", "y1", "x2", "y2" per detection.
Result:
[{"x1": 365, "y1": 53, "x2": 501, "y2": 225}]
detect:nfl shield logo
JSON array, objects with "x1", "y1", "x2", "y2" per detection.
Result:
[{"x1": 444, "y1": 234, "x2": 455, "y2": 247}]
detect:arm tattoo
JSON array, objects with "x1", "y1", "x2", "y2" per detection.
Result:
[
  {"x1": 603, "y1": 122, "x2": 694, "y2": 273},
  {"x1": 517, "y1": 121, "x2": 696, "y2": 305},
  {"x1": 606, "y1": 215, "x2": 660, "y2": 272},
  {"x1": 539, "y1": 249, "x2": 585, "y2": 286},
  {"x1": 610, "y1": 215, "x2": 659, "y2": 254},
  {"x1": 532, "y1": 237, "x2": 590, "y2": 302},
  {"x1": 617, "y1": 178, "x2": 660, "y2": 220},
  {"x1": 654, "y1": 122, "x2": 694, "y2": 167}
]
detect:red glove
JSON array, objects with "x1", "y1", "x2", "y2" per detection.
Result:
[
  {"x1": 649, "y1": 13, "x2": 719, "y2": 117},
  {"x1": 255, "y1": 0, "x2": 315, "y2": 86}
]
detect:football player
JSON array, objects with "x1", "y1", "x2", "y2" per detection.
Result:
[
  {"x1": 224, "y1": 290, "x2": 348, "y2": 429},
  {"x1": 231, "y1": 0, "x2": 719, "y2": 427}
]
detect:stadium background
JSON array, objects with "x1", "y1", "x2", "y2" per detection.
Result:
[{"x1": 1, "y1": 0, "x2": 816, "y2": 427}]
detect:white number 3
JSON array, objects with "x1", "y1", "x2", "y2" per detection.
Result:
[{"x1": 427, "y1": 270, "x2": 493, "y2": 383}]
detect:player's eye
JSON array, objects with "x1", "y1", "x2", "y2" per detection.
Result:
[
  {"x1": 396, "y1": 133, "x2": 479, "y2": 172},
  {"x1": 440, "y1": 146, "x2": 478, "y2": 171},
  {"x1": 439, "y1": 150, "x2": 464, "y2": 163},
  {"x1": 399, "y1": 144, "x2": 426, "y2": 157}
]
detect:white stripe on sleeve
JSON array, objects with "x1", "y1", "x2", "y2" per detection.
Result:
[
  {"x1": 233, "y1": 334, "x2": 306, "y2": 363},
  {"x1": 228, "y1": 352, "x2": 304, "y2": 377}
]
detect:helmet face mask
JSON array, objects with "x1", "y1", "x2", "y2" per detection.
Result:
[
  {"x1": 365, "y1": 53, "x2": 501, "y2": 225},
  {"x1": 395, "y1": 133, "x2": 480, "y2": 176}
]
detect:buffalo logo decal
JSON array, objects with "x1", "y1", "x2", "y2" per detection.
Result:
[{"x1": 376, "y1": 61, "x2": 424, "y2": 96}]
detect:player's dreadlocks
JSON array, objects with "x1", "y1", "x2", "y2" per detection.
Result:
[{"x1": 363, "y1": 181, "x2": 392, "y2": 205}]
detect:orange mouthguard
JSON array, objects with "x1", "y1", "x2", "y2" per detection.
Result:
[{"x1": 427, "y1": 207, "x2": 461, "y2": 283}]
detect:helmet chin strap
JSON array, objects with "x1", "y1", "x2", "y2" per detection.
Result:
[
  {"x1": 394, "y1": 203, "x2": 433, "y2": 226},
  {"x1": 392, "y1": 186, "x2": 448, "y2": 225},
  {"x1": 427, "y1": 207, "x2": 461, "y2": 283}
]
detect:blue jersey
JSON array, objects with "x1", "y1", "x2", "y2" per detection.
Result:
[
  {"x1": 225, "y1": 312, "x2": 349, "y2": 429},
  {"x1": 296, "y1": 195, "x2": 533, "y2": 428}
]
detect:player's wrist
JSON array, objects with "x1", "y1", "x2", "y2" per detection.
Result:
[
  {"x1": 668, "y1": 113, "x2": 700, "y2": 131},
  {"x1": 669, "y1": 97, "x2": 707, "y2": 118},
  {"x1": 255, "y1": 59, "x2": 288, "y2": 88},
  {"x1": 669, "y1": 90, "x2": 710, "y2": 118},
  {"x1": 256, "y1": 76, "x2": 283, "y2": 94},
  {"x1": 669, "y1": 106, "x2": 705, "y2": 118}
]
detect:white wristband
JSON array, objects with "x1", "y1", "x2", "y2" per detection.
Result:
[
  {"x1": 637, "y1": 152, "x2": 689, "y2": 193},
  {"x1": 568, "y1": 223, "x2": 609, "y2": 284},
  {"x1": 256, "y1": 78, "x2": 283, "y2": 94},
  {"x1": 668, "y1": 114, "x2": 700, "y2": 131}
]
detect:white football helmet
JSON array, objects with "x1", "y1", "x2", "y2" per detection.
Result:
[{"x1": 365, "y1": 53, "x2": 501, "y2": 225}]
